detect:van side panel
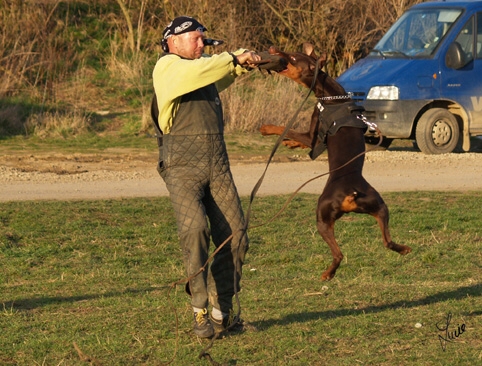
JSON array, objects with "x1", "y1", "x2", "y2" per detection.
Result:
[{"x1": 361, "y1": 100, "x2": 429, "y2": 138}]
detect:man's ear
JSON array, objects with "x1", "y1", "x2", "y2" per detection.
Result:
[{"x1": 168, "y1": 36, "x2": 177, "y2": 51}]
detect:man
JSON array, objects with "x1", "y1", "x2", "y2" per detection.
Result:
[{"x1": 152, "y1": 16, "x2": 261, "y2": 338}]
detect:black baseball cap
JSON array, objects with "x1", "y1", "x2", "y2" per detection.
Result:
[{"x1": 162, "y1": 16, "x2": 207, "y2": 40}]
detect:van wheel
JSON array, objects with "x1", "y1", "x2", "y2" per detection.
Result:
[{"x1": 415, "y1": 108, "x2": 460, "y2": 154}]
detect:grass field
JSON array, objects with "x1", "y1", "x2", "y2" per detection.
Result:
[{"x1": 1, "y1": 192, "x2": 481, "y2": 365}]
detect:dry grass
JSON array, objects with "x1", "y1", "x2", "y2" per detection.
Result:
[
  {"x1": 222, "y1": 73, "x2": 315, "y2": 133},
  {"x1": 25, "y1": 110, "x2": 92, "y2": 138}
]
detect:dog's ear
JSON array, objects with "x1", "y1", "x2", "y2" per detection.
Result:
[
  {"x1": 318, "y1": 52, "x2": 327, "y2": 68},
  {"x1": 303, "y1": 43, "x2": 317, "y2": 58},
  {"x1": 309, "y1": 52, "x2": 327, "y2": 72},
  {"x1": 304, "y1": 43, "x2": 327, "y2": 72}
]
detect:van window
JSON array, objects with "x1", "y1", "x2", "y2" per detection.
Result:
[
  {"x1": 454, "y1": 16, "x2": 474, "y2": 63},
  {"x1": 478, "y1": 13, "x2": 482, "y2": 58},
  {"x1": 372, "y1": 9, "x2": 462, "y2": 58}
]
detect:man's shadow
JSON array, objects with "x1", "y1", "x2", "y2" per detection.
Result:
[{"x1": 4, "y1": 286, "x2": 161, "y2": 310}]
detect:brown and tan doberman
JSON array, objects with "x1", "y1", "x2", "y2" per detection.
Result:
[{"x1": 261, "y1": 43, "x2": 412, "y2": 280}]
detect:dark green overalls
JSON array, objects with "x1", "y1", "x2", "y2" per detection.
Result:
[{"x1": 157, "y1": 81, "x2": 249, "y2": 314}]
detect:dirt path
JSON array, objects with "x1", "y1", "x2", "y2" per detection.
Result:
[{"x1": 1, "y1": 149, "x2": 481, "y2": 202}]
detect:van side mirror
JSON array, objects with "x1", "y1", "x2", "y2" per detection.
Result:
[{"x1": 445, "y1": 42, "x2": 468, "y2": 69}]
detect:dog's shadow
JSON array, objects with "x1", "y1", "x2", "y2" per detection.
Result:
[{"x1": 251, "y1": 283, "x2": 482, "y2": 330}]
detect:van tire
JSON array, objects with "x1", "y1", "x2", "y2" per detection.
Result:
[{"x1": 415, "y1": 108, "x2": 460, "y2": 154}]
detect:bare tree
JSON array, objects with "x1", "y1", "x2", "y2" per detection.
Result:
[{"x1": 252, "y1": 0, "x2": 421, "y2": 75}]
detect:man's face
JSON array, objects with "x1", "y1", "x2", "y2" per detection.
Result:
[{"x1": 171, "y1": 30, "x2": 205, "y2": 59}]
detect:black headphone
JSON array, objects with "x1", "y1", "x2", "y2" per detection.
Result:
[{"x1": 161, "y1": 38, "x2": 169, "y2": 52}]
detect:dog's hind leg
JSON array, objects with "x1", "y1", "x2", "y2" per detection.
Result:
[
  {"x1": 316, "y1": 195, "x2": 345, "y2": 281},
  {"x1": 318, "y1": 223, "x2": 343, "y2": 281},
  {"x1": 370, "y1": 202, "x2": 412, "y2": 255},
  {"x1": 351, "y1": 185, "x2": 412, "y2": 256}
]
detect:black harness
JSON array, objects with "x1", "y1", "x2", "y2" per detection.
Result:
[{"x1": 309, "y1": 101, "x2": 367, "y2": 160}]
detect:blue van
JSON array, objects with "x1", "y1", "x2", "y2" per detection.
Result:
[{"x1": 337, "y1": 0, "x2": 482, "y2": 154}]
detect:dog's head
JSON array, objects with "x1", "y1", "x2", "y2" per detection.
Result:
[{"x1": 268, "y1": 43, "x2": 327, "y2": 88}]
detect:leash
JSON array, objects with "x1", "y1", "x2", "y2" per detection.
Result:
[
  {"x1": 196, "y1": 59, "x2": 322, "y2": 365},
  {"x1": 196, "y1": 61, "x2": 385, "y2": 365},
  {"x1": 162, "y1": 113, "x2": 383, "y2": 366},
  {"x1": 244, "y1": 58, "x2": 321, "y2": 225},
  {"x1": 159, "y1": 59, "x2": 322, "y2": 366},
  {"x1": 161, "y1": 58, "x2": 384, "y2": 365}
]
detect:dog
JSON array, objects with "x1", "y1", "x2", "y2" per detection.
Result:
[{"x1": 260, "y1": 43, "x2": 412, "y2": 280}]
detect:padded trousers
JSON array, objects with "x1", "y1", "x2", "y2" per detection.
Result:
[{"x1": 158, "y1": 133, "x2": 249, "y2": 313}]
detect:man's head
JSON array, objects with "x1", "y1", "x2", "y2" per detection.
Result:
[{"x1": 161, "y1": 16, "x2": 206, "y2": 59}]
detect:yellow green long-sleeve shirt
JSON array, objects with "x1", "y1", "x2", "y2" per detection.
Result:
[{"x1": 152, "y1": 49, "x2": 249, "y2": 134}]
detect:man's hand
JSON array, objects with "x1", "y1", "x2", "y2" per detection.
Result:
[
  {"x1": 236, "y1": 51, "x2": 262, "y2": 68},
  {"x1": 236, "y1": 51, "x2": 287, "y2": 72}
]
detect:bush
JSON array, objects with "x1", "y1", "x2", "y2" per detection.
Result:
[{"x1": 0, "y1": 0, "x2": 422, "y2": 137}]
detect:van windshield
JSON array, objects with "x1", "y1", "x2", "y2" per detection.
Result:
[{"x1": 371, "y1": 8, "x2": 463, "y2": 58}]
